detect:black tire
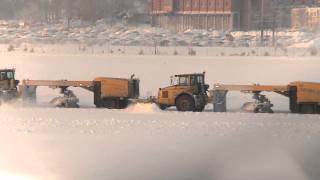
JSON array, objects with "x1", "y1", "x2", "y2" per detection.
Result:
[
  {"x1": 119, "y1": 99, "x2": 129, "y2": 109},
  {"x1": 101, "y1": 98, "x2": 117, "y2": 109},
  {"x1": 317, "y1": 106, "x2": 320, "y2": 114},
  {"x1": 300, "y1": 104, "x2": 315, "y2": 114},
  {"x1": 176, "y1": 95, "x2": 195, "y2": 112}
]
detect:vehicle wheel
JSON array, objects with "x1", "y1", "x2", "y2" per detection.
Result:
[
  {"x1": 300, "y1": 104, "x2": 315, "y2": 114},
  {"x1": 176, "y1": 95, "x2": 195, "y2": 112},
  {"x1": 119, "y1": 99, "x2": 129, "y2": 109},
  {"x1": 158, "y1": 104, "x2": 167, "y2": 110},
  {"x1": 101, "y1": 98, "x2": 117, "y2": 109}
]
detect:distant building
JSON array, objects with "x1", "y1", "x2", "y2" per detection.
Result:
[
  {"x1": 292, "y1": 7, "x2": 320, "y2": 30},
  {"x1": 151, "y1": 0, "x2": 320, "y2": 31}
]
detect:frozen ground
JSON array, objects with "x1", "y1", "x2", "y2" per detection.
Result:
[
  {"x1": 0, "y1": 20, "x2": 319, "y2": 56},
  {"x1": 1, "y1": 43, "x2": 317, "y2": 57},
  {"x1": 0, "y1": 52, "x2": 320, "y2": 180},
  {"x1": 1, "y1": 20, "x2": 319, "y2": 59}
]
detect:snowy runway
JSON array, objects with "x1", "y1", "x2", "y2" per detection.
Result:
[{"x1": 0, "y1": 52, "x2": 320, "y2": 180}]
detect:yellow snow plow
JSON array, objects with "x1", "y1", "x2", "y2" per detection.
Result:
[
  {"x1": 211, "y1": 82, "x2": 320, "y2": 114},
  {"x1": 20, "y1": 76, "x2": 140, "y2": 109}
]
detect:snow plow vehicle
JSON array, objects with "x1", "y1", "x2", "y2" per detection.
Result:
[
  {"x1": 0, "y1": 69, "x2": 19, "y2": 103},
  {"x1": 2, "y1": 68, "x2": 320, "y2": 115},
  {"x1": 19, "y1": 76, "x2": 140, "y2": 109},
  {"x1": 212, "y1": 82, "x2": 320, "y2": 114},
  {"x1": 156, "y1": 72, "x2": 209, "y2": 112}
]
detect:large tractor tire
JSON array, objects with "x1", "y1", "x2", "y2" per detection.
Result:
[
  {"x1": 119, "y1": 99, "x2": 129, "y2": 109},
  {"x1": 101, "y1": 98, "x2": 117, "y2": 109},
  {"x1": 176, "y1": 95, "x2": 195, "y2": 112},
  {"x1": 99, "y1": 98, "x2": 129, "y2": 109},
  {"x1": 300, "y1": 104, "x2": 315, "y2": 114}
]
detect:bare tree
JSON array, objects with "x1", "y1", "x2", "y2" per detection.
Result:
[{"x1": 0, "y1": 0, "x2": 150, "y2": 23}]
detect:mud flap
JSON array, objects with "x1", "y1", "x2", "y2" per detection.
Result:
[
  {"x1": 212, "y1": 90, "x2": 227, "y2": 112},
  {"x1": 19, "y1": 85, "x2": 37, "y2": 103}
]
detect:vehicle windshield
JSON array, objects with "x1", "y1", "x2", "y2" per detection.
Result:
[
  {"x1": 178, "y1": 76, "x2": 188, "y2": 85},
  {"x1": 7, "y1": 71, "x2": 14, "y2": 79},
  {"x1": 197, "y1": 75, "x2": 204, "y2": 84},
  {"x1": 171, "y1": 75, "x2": 204, "y2": 86},
  {"x1": 170, "y1": 76, "x2": 177, "y2": 85},
  {"x1": 171, "y1": 76, "x2": 189, "y2": 86},
  {"x1": 0, "y1": 71, "x2": 14, "y2": 80}
]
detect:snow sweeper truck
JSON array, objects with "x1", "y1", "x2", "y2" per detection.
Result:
[{"x1": 0, "y1": 68, "x2": 140, "y2": 109}]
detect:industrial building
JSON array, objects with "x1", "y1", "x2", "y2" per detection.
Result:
[
  {"x1": 292, "y1": 7, "x2": 320, "y2": 30},
  {"x1": 151, "y1": 0, "x2": 320, "y2": 31}
]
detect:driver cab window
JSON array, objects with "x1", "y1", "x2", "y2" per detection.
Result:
[
  {"x1": 197, "y1": 76, "x2": 204, "y2": 84},
  {"x1": 0, "y1": 71, "x2": 14, "y2": 80},
  {"x1": 0, "y1": 72, "x2": 7, "y2": 80},
  {"x1": 190, "y1": 76, "x2": 196, "y2": 85},
  {"x1": 7, "y1": 72, "x2": 14, "y2": 79},
  {"x1": 178, "y1": 77, "x2": 188, "y2": 86}
]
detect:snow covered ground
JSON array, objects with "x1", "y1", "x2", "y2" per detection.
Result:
[
  {"x1": 0, "y1": 20, "x2": 319, "y2": 60},
  {"x1": 0, "y1": 52, "x2": 320, "y2": 180},
  {"x1": 1, "y1": 43, "x2": 317, "y2": 57},
  {"x1": 0, "y1": 20, "x2": 319, "y2": 55}
]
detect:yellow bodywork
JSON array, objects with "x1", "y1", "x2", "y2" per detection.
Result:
[
  {"x1": 94, "y1": 77, "x2": 130, "y2": 98},
  {"x1": 157, "y1": 86, "x2": 195, "y2": 106},
  {"x1": 213, "y1": 84, "x2": 288, "y2": 92},
  {"x1": 0, "y1": 80, "x2": 11, "y2": 90},
  {"x1": 290, "y1": 82, "x2": 320, "y2": 103},
  {"x1": 213, "y1": 82, "x2": 320, "y2": 105}
]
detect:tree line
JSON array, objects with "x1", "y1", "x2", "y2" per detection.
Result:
[{"x1": 0, "y1": 0, "x2": 149, "y2": 23}]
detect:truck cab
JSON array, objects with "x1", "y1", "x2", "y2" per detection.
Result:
[
  {"x1": 0, "y1": 69, "x2": 19, "y2": 102},
  {"x1": 157, "y1": 72, "x2": 209, "y2": 112}
]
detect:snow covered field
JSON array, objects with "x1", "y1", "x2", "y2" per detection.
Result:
[
  {"x1": 0, "y1": 20, "x2": 319, "y2": 56},
  {"x1": 0, "y1": 52, "x2": 320, "y2": 180}
]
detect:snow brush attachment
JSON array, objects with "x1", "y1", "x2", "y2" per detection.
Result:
[
  {"x1": 50, "y1": 87, "x2": 79, "y2": 108},
  {"x1": 240, "y1": 92, "x2": 274, "y2": 113}
]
